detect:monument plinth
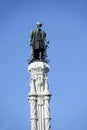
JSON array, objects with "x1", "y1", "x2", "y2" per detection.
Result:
[{"x1": 27, "y1": 23, "x2": 51, "y2": 130}]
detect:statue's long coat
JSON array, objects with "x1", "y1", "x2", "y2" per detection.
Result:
[{"x1": 30, "y1": 29, "x2": 46, "y2": 51}]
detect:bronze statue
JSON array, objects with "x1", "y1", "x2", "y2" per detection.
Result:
[{"x1": 29, "y1": 22, "x2": 49, "y2": 63}]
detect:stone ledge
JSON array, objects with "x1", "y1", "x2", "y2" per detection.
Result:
[{"x1": 28, "y1": 61, "x2": 50, "y2": 73}]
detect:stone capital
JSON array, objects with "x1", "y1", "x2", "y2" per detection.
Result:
[{"x1": 28, "y1": 61, "x2": 50, "y2": 74}]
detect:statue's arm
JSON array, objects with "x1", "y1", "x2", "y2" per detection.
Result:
[
  {"x1": 43, "y1": 32, "x2": 49, "y2": 44},
  {"x1": 45, "y1": 37, "x2": 49, "y2": 44}
]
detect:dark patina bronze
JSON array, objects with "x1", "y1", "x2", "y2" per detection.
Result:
[{"x1": 29, "y1": 22, "x2": 49, "y2": 63}]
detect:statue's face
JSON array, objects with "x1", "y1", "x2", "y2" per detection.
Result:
[
  {"x1": 36, "y1": 22, "x2": 42, "y2": 29},
  {"x1": 37, "y1": 25, "x2": 41, "y2": 29}
]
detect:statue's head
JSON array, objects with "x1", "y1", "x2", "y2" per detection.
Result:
[{"x1": 36, "y1": 22, "x2": 42, "y2": 28}]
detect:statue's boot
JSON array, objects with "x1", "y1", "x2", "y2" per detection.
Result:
[
  {"x1": 39, "y1": 52, "x2": 42, "y2": 60},
  {"x1": 30, "y1": 55, "x2": 34, "y2": 61}
]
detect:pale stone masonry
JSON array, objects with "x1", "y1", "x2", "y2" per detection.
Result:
[{"x1": 28, "y1": 61, "x2": 51, "y2": 130}]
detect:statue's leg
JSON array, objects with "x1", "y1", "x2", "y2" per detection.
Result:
[
  {"x1": 39, "y1": 49, "x2": 43, "y2": 60},
  {"x1": 39, "y1": 51, "x2": 42, "y2": 60},
  {"x1": 31, "y1": 47, "x2": 34, "y2": 60},
  {"x1": 42, "y1": 49, "x2": 44, "y2": 59},
  {"x1": 34, "y1": 49, "x2": 39, "y2": 60}
]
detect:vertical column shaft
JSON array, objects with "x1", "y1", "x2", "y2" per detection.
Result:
[
  {"x1": 28, "y1": 61, "x2": 51, "y2": 130},
  {"x1": 29, "y1": 96, "x2": 37, "y2": 130},
  {"x1": 44, "y1": 96, "x2": 51, "y2": 130}
]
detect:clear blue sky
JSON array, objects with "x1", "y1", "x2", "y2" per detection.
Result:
[{"x1": 0, "y1": 0, "x2": 87, "y2": 130}]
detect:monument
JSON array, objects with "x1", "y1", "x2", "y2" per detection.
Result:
[
  {"x1": 27, "y1": 22, "x2": 51, "y2": 130},
  {"x1": 29, "y1": 22, "x2": 49, "y2": 63}
]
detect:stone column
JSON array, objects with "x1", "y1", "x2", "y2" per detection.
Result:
[
  {"x1": 44, "y1": 95, "x2": 51, "y2": 130},
  {"x1": 28, "y1": 61, "x2": 51, "y2": 130},
  {"x1": 28, "y1": 76, "x2": 37, "y2": 130},
  {"x1": 44, "y1": 76, "x2": 51, "y2": 130},
  {"x1": 29, "y1": 95, "x2": 37, "y2": 130}
]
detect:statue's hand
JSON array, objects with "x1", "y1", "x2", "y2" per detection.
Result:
[
  {"x1": 47, "y1": 40, "x2": 49, "y2": 44},
  {"x1": 30, "y1": 43, "x2": 32, "y2": 46},
  {"x1": 45, "y1": 44, "x2": 49, "y2": 48},
  {"x1": 30, "y1": 41, "x2": 33, "y2": 46}
]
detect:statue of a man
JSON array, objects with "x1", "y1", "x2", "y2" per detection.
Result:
[{"x1": 30, "y1": 22, "x2": 49, "y2": 62}]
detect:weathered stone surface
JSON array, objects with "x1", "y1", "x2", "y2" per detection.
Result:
[{"x1": 28, "y1": 61, "x2": 51, "y2": 130}]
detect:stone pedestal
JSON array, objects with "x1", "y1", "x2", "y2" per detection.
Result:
[{"x1": 28, "y1": 61, "x2": 51, "y2": 130}]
